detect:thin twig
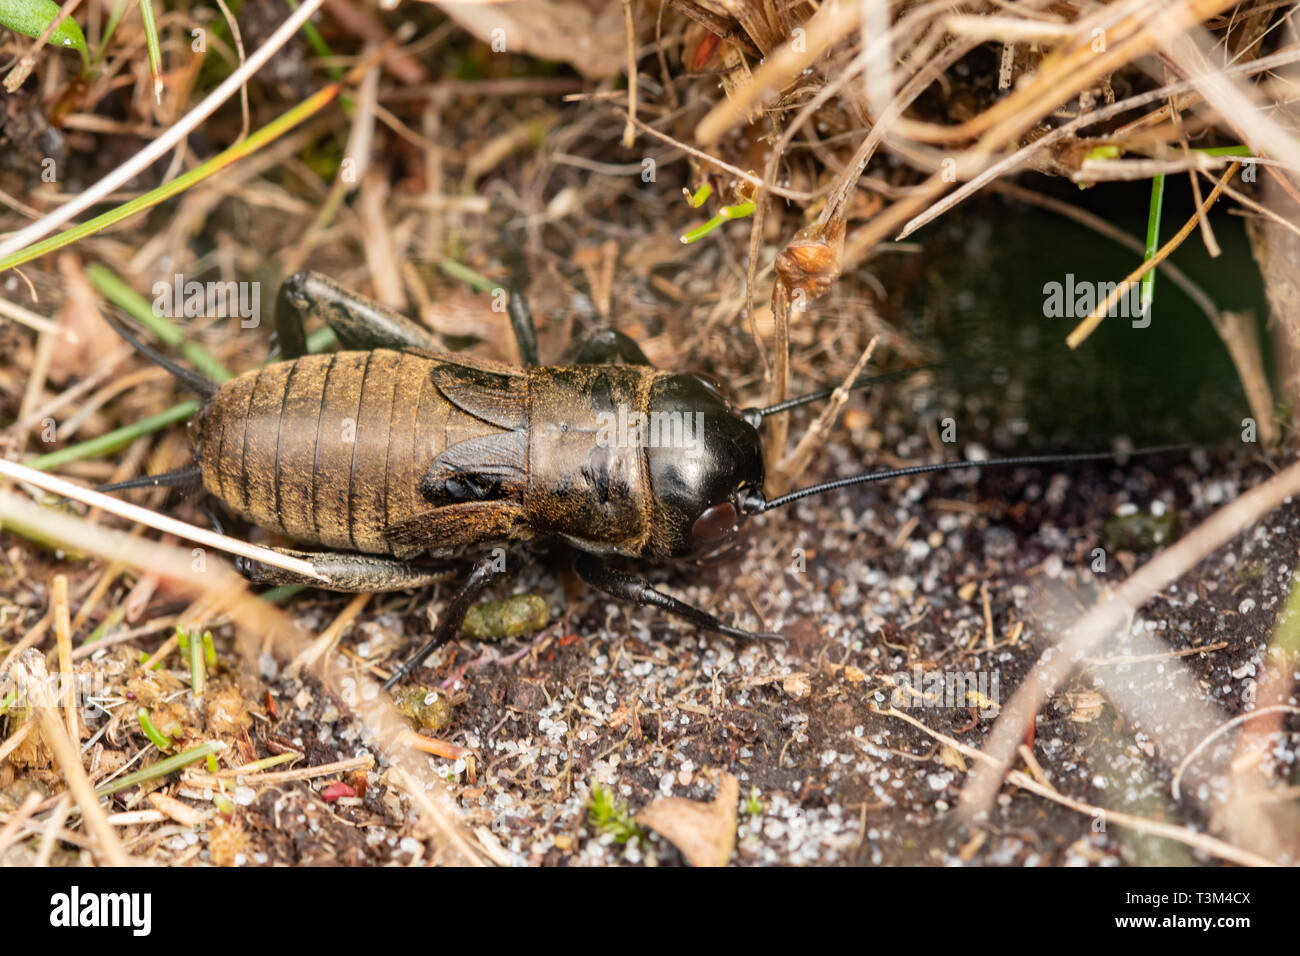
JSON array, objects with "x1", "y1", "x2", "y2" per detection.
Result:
[
  {"x1": 620, "y1": 0, "x2": 638, "y2": 149},
  {"x1": 0, "y1": 612, "x2": 50, "y2": 678},
  {"x1": 35, "y1": 795, "x2": 73, "y2": 867},
  {"x1": 1065, "y1": 162, "x2": 1239, "y2": 348},
  {"x1": 1171, "y1": 705, "x2": 1300, "y2": 800},
  {"x1": 0, "y1": 459, "x2": 327, "y2": 582},
  {"x1": 624, "y1": 114, "x2": 817, "y2": 202},
  {"x1": 52, "y1": 575, "x2": 77, "y2": 746},
  {"x1": 777, "y1": 337, "x2": 878, "y2": 484},
  {"x1": 288, "y1": 592, "x2": 371, "y2": 677},
  {"x1": 0, "y1": 298, "x2": 80, "y2": 343},
  {"x1": 186, "y1": 754, "x2": 373, "y2": 787},
  {"x1": 879, "y1": 705, "x2": 1278, "y2": 867},
  {"x1": 0, "y1": 791, "x2": 43, "y2": 857},
  {"x1": 0, "y1": 0, "x2": 329, "y2": 264},
  {"x1": 214, "y1": 0, "x2": 250, "y2": 141},
  {"x1": 30, "y1": 671, "x2": 131, "y2": 865},
  {"x1": 897, "y1": 43, "x2": 1300, "y2": 240},
  {"x1": 694, "y1": 0, "x2": 863, "y2": 146},
  {"x1": 959, "y1": 457, "x2": 1300, "y2": 822}
]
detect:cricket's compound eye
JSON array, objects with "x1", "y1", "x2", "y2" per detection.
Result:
[{"x1": 689, "y1": 500, "x2": 741, "y2": 557}]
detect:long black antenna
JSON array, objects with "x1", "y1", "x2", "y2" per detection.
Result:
[
  {"x1": 742, "y1": 365, "x2": 937, "y2": 425},
  {"x1": 99, "y1": 309, "x2": 218, "y2": 398},
  {"x1": 746, "y1": 446, "x2": 1187, "y2": 513}
]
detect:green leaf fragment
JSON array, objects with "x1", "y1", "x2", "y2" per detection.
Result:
[
  {"x1": 0, "y1": 0, "x2": 88, "y2": 61},
  {"x1": 680, "y1": 200, "x2": 756, "y2": 244},
  {"x1": 587, "y1": 781, "x2": 645, "y2": 844},
  {"x1": 96, "y1": 741, "x2": 226, "y2": 797},
  {"x1": 1084, "y1": 144, "x2": 1121, "y2": 162},
  {"x1": 683, "y1": 183, "x2": 713, "y2": 208},
  {"x1": 136, "y1": 707, "x2": 173, "y2": 751}
]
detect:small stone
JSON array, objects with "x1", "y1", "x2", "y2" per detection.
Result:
[{"x1": 982, "y1": 526, "x2": 1016, "y2": 559}]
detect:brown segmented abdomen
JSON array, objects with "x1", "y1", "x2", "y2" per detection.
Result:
[{"x1": 198, "y1": 349, "x2": 505, "y2": 555}]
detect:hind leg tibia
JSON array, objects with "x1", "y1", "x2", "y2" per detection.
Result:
[
  {"x1": 236, "y1": 546, "x2": 455, "y2": 592},
  {"x1": 275, "y1": 271, "x2": 442, "y2": 358}
]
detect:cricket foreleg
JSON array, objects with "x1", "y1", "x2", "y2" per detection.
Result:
[
  {"x1": 507, "y1": 290, "x2": 540, "y2": 367},
  {"x1": 573, "y1": 554, "x2": 782, "y2": 642},
  {"x1": 499, "y1": 227, "x2": 541, "y2": 366}
]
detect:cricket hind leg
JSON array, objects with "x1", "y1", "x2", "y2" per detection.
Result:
[
  {"x1": 278, "y1": 267, "x2": 546, "y2": 369},
  {"x1": 573, "y1": 553, "x2": 783, "y2": 642},
  {"x1": 274, "y1": 270, "x2": 442, "y2": 359},
  {"x1": 381, "y1": 552, "x2": 507, "y2": 690},
  {"x1": 207, "y1": 508, "x2": 450, "y2": 591},
  {"x1": 234, "y1": 546, "x2": 456, "y2": 592}
]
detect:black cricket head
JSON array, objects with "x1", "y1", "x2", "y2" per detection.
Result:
[
  {"x1": 647, "y1": 364, "x2": 1180, "y2": 562},
  {"x1": 644, "y1": 372, "x2": 766, "y2": 560},
  {"x1": 645, "y1": 369, "x2": 925, "y2": 560}
]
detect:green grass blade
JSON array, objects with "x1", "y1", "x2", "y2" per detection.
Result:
[
  {"x1": 138, "y1": 0, "x2": 163, "y2": 100},
  {"x1": 1139, "y1": 173, "x2": 1165, "y2": 321},
  {"x1": 680, "y1": 200, "x2": 756, "y2": 244},
  {"x1": 136, "y1": 706, "x2": 173, "y2": 750},
  {"x1": 0, "y1": 79, "x2": 346, "y2": 274},
  {"x1": 24, "y1": 399, "x2": 200, "y2": 470},
  {"x1": 285, "y1": 0, "x2": 341, "y2": 78},
  {"x1": 190, "y1": 627, "x2": 205, "y2": 698},
  {"x1": 96, "y1": 741, "x2": 226, "y2": 796},
  {"x1": 86, "y1": 263, "x2": 233, "y2": 383},
  {"x1": 1194, "y1": 145, "x2": 1252, "y2": 157},
  {"x1": 437, "y1": 258, "x2": 499, "y2": 294},
  {"x1": 92, "y1": 0, "x2": 129, "y2": 66}
]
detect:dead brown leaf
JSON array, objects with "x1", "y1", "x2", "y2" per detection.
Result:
[
  {"x1": 636, "y1": 771, "x2": 739, "y2": 867},
  {"x1": 435, "y1": 0, "x2": 626, "y2": 79}
]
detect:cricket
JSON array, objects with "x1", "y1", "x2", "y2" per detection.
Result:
[{"x1": 94, "y1": 270, "x2": 1168, "y2": 689}]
